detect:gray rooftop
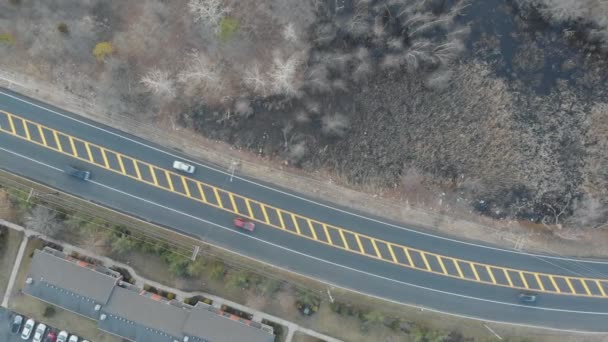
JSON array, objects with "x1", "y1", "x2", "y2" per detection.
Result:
[
  {"x1": 23, "y1": 248, "x2": 275, "y2": 342},
  {"x1": 23, "y1": 248, "x2": 119, "y2": 318},
  {"x1": 184, "y1": 304, "x2": 274, "y2": 342},
  {"x1": 100, "y1": 286, "x2": 188, "y2": 341}
]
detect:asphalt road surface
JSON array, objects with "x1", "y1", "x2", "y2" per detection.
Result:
[{"x1": 1, "y1": 88, "x2": 608, "y2": 332}]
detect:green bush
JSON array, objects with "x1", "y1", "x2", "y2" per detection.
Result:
[
  {"x1": 209, "y1": 262, "x2": 226, "y2": 280},
  {"x1": 57, "y1": 22, "x2": 69, "y2": 34},
  {"x1": 43, "y1": 306, "x2": 56, "y2": 318},
  {"x1": 219, "y1": 17, "x2": 239, "y2": 42},
  {"x1": 166, "y1": 292, "x2": 176, "y2": 300}
]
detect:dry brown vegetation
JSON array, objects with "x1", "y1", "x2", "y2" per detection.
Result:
[{"x1": 1, "y1": 0, "x2": 608, "y2": 230}]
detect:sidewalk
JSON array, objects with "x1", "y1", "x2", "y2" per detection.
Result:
[{"x1": 0, "y1": 219, "x2": 342, "y2": 342}]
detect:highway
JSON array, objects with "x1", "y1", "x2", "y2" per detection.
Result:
[{"x1": 1, "y1": 88, "x2": 608, "y2": 332}]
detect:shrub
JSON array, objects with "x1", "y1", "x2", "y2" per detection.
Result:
[
  {"x1": 219, "y1": 17, "x2": 239, "y2": 42},
  {"x1": 57, "y1": 23, "x2": 69, "y2": 35},
  {"x1": 166, "y1": 292, "x2": 176, "y2": 300},
  {"x1": 43, "y1": 306, "x2": 56, "y2": 318},
  {"x1": 93, "y1": 42, "x2": 114, "y2": 61}
]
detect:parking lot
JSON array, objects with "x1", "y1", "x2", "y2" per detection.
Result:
[{"x1": 0, "y1": 307, "x2": 76, "y2": 342}]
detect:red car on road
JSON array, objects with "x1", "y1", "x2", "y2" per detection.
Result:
[{"x1": 234, "y1": 217, "x2": 255, "y2": 231}]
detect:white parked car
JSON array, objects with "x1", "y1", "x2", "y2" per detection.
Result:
[
  {"x1": 172, "y1": 160, "x2": 196, "y2": 174},
  {"x1": 68, "y1": 334, "x2": 79, "y2": 342},
  {"x1": 32, "y1": 323, "x2": 47, "y2": 342},
  {"x1": 20, "y1": 318, "x2": 35, "y2": 340},
  {"x1": 57, "y1": 331, "x2": 69, "y2": 342}
]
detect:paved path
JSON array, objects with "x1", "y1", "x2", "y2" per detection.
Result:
[
  {"x1": 1, "y1": 226, "x2": 28, "y2": 308},
  {"x1": 0, "y1": 219, "x2": 341, "y2": 342}
]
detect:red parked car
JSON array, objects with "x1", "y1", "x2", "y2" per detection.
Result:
[
  {"x1": 233, "y1": 217, "x2": 255, "y2": 231},
  {"x1": 44, "y1": 331, "x2": 57, "y2": 342}
]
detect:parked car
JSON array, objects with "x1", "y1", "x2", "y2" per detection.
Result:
[
  {"x1": 21, "y1": 318, "x2": 35, "y2": 340},
  {"x1": 32, "y1": 323, "x2": 47, "y2": 342},
  {"x1": 519, "y1": 292, "x2": 537, "y2": 303},
  {"x1": 56, "y1": 331, "x2": 69, "y2": 342},
  {"x1": 172, "y1": 160, "x2": 195, "y2": 174},
  {"x1": 233, "y1": 217, "x2": 255, "y2": 231},
  {"x1": 43, "y1": 330, "x2": 57, "y2": 342},
  {"x1": 10, "y1": 315, "x2": 23, "y2": 334},
  {"x1": 65, "y1": 166, "x2": 91, "y2": 180},
  {"x1": 68, "y1": 334, "x2": 79, "y2": 342}
]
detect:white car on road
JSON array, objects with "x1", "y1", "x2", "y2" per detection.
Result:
[
  {"x1": 68, "y1": 334, "x2": 79, "y2": 342},
  {"x1": 20, "y1": 318, "x2": 35, "y2": 340},
  {"x1": 172, "y1": 160, "x2": 196, "y2": 174}
]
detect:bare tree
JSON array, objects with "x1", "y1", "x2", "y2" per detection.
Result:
[
  {"x1": 282, "y1": 23, "x2": 298, "y2": 43},
  {"x1": 140, "y1": 68, "x2": 175, "y2": 97},
  {"x1": 321, "y1": 113, "x2": 350, "y2": 137},
  {"x1": 178, "y1": 52, "x2": 223, "y2": 93},
  {"x1": 269, "y1": 52, "x2": 302, "y2": 96},
  {"x1": 26, "y1": 206, "x2": 62, "y2": 237},
  {"x1": 188, "y1": 0, "x2": 230, "y2": 31},
  {"x1": 243, "y1": 62, "x2": 268, "y2": 95}
]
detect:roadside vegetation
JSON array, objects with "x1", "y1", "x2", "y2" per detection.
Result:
[
  {"x1": 2, "y1": 0, "x2": 607, "y2": 234},
  {"x1": 1, "y1": 179, "x2": 593, "y2": 342}
]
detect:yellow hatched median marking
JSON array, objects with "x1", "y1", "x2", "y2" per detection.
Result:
[
  {"x1": 68, "y1": 137, "x2": 77, "y2": 157},
  {"x1": 354, "y1": 234, "x2": 364, "y2": 254},
  {"x1": 84, "y1": 142, "x2": 93, "y2": 162},
  {"x1": 245, "y1": 199, "x2": 254, "y2": 218},
  {"x1": 277, "y1": 210, "x2": 286, "y2": 229},
  {"x1": 596, "y1": 280, "x2": 606, "y2": 297},
  {"x1": 229, "y1": 193, "x2": 238, "y2": 213},
  {"x1": 403, "y1": 247, "x2": 414, "y2": 267},
  {"x1": 6, "y1": 113, "x2": 16, "y2": 134},
  {"x1": 581, "y1": 279, "x2": 591, "y2": 296},
  {"x1": 132, "y1": 160, "x2": 142, "y2": 180},
  {"x1": 470, "y1": 263, "x2": 480, "y2": 281},
  {"x1": 22, "y1": 120, "x2": 31, "y2": 140},
  {"x1": 260, "y1": 204, "x2": 270, "y2": 224},
  {"x1": 453, "y1": 259, "x2": 464, "y2": 278},
  {"x1": 420, "y1": 252, "x2": 431, "y2": 271},
  {"x1": 165, "y1": 172, "x2": 175, "y2": 191},
  {"x1": 503, "y1": 269, "x2": 513, "y2": 287},
  {"x1": 196, "y1": 182, "x2": 207, "y2": 202},
  {"x1": 534, "y1": 273, "x2": 545, "y2": 291},
  {"x1": 307, "y1": 220, "x2": 318, "y2": 240},
  {"x1": 291, "y1": 215, "x2": 301, "y2": 234},
  {"x1": 519, "y1": 271, "x2": 529, "y2": 288},
  {"x1": 212, "y1": 188, "x2": 223, "y2": 208},
  {"x1": 4, "y1": 110, "x2": 608, "y2": 298},
  {"x1": 387, "y1": 244, "x2": 398, "y2": 263},
  {"x1": 549, "y1": 276, "x2": 560, "y2": 293},
  {"x1": 37, "y1": 126, "x2": 47, "y2": 145},
  {"x1": 116, "y1": 154, "x2": 126, "y2": 174},
  {"x1": 52, "y1": 130, "x2": 63, "y2": 152},
  {"x1": 486, "y1": 266, "x2": 496, "y2": 284},
  {"x1": 436, "y1": 256, "x2": 447, "y2": 275},
  {"x1": 100, "y1": 149, "x2": 110, "y2": 168},
  {"x1": 371, "y1": 239, "x2": 381, "y2": 259},
  {"x1": 181, "y1": 177, "x2": 191, "y2": 197},
  {"x1": 338, "y1": 229, "x2": 349, "y2": 250},
  {"x1": 149, "y1": 166, "x2": 159, "y2": 185},
  {"x1": 323, "y1": 224, "x2": 333, "y2": 245},
  {"x1": 565, "y1": 277, "x2": 576, "y2": 294}
]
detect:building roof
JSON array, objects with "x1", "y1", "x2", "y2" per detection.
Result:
[
  {"x1": 100, "y1": 286, "x2": 188, "y2": 341},
  {"x1": 23, "y1": 248, "x2": 119, "y2": 319},
  {"x1": 184, "y1": 304, "x2": 274, "y2": 342},
  {"x1": 23, "y1": 248, "x2": 275, "y2": 342}
]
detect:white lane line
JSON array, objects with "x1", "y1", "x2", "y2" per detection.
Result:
[
  {"x1": 1, "y1": 90, "x2": 608, "y2": 265},
  {"x1": 2, "y1": 145, "x2": 608, "y2": 320}
]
